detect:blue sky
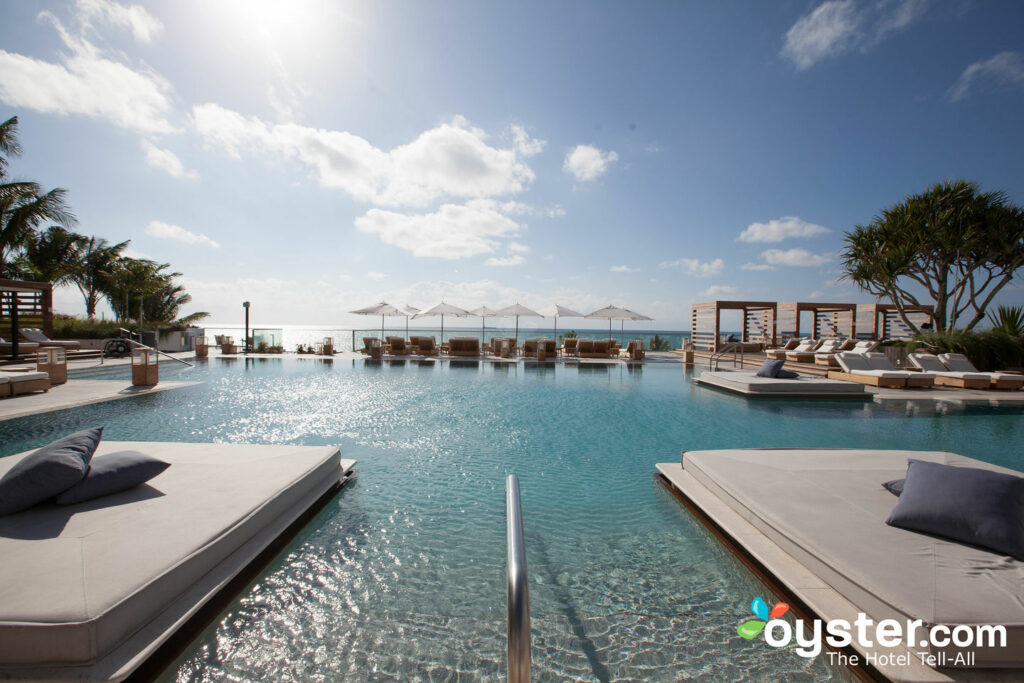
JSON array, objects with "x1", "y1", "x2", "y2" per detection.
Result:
[{"x1": 1, "y1": 0, "x2": 1023, "y2": 330}]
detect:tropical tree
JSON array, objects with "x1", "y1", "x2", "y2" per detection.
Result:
[
  {"x1": 840, "y1": 180, "x2": 1024, "y2": 333},
  {"x1": 0, "y1": 116, "x2": 75, "y2": 276},
  {"x1": 13, "y1": 226, "x2": 82, "y2": 284},
  {"x1": 104, "y1": 258, "x2": 208, "y2": 325},
  {"x1": 70, "y1": 235, "x2": 129, "y2": 318},
  {"x1": 988, "y1": 304, "x2": 1024, "y2": 337}
]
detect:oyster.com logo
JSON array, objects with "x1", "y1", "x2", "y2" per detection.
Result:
[{"x1": 737, "y1": 597, "x2": 789, "y2": 640}]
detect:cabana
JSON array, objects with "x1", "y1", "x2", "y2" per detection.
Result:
[
  {"x1": 689, "y1": 301, "x2": 776, "y2": 352},
  {"x1": 776, "y1": 302, "x2": 857, "y2": 340},
  {"x1": 0, "y1": 279, "x2": 54, "y2": 360},
  {"x1": 855, "y1": 303, "x2": 934, "y2": 340}
]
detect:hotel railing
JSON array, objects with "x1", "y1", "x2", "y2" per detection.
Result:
[
  {"x1": 506, "y1": 474, "x2": 531, "y2": 682},
  {"x1": 102, "y1": 337, "x2": 194, "y2": 367}
]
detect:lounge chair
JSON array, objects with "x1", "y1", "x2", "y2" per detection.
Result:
[
  {"x1": 578, "y1": 339, "x2": 615, "y2": 359},
  {"x1": 19, "y1": 328, "x2": 81, "y2": 351},
  {"x1": 0, "y1": 370, "x2": 51, "y2": 396},
  {"x1": 850, "y1": 339, "x2": 880, "y2": 353},
  {"x1": 830, "y1": 352, "x2": 908, "y2": 388},
  {"x1": 907, "y1": 353, "x2": 990, "y2": 389},
  {"x1": 813, "y1": 339, "x2": 857, "y2": 366},
  {"x1": 410, "y1": 336, "x2": 439, "y2": 356},
  {"x1": 0, "y1": 337, "x2": 40, "y2": 355},
  {"x1": 862, "y1": 352, "x2": 935, "y2": 388},
  {"x1": 624, "y1": 339, "x2": 645, "y2": 360},
  {"x1": 449, "y1": 337, "x2": 481, "y2": 357},
  {"x1": 360, "y1": 337, "x2": 377, "y2": 354},
  {"x1": 600, "y1": 338, "x2": 621, "y2": 354},
  {"x1": 522, "y1": 338, "x2": 555, "y2": 358},
  {"x1": 764, "y1": 338, "x2": 801, "y2": 360},
  {"x1": 561, "y1": 337, "x2": 579, "y2": 357},
  {"x1": 786, "y1": 339, "x2": 832, "y2": 363},
  {"x1": 385, "y1": 336, "x2": 408, "y2": 355},
  {"x1": 938, "y1": 353, "x2": 1024, "y2": 390}
]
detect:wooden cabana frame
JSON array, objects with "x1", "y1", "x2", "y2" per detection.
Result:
[
  {"x1": 690, "y1": 301, "x2": 776, "y2": 351},
  {"x1": 0, "y1": 279, "x2": 54, "y2": 359},
  {"x1": 855, "y1": 303, "x2": 934, "y2": 340},
  {"x1": 776, "y1": 302, "x2": 858, "y2": 340}
]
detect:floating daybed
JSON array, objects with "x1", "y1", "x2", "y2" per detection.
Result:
[
  {"x1": 0, "y1": 441, "x2": 355, "y2": 682},
  {"x1": 657, "y1": 449, "x2": 1024, "y2": 682},
  {"x1": 696, "y1": 370, "x2": 869, "y2": 398}
]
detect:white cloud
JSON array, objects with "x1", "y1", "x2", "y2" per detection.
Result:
[
  {"x1": 741, "y1": 263, "x2": 776, "y2": 271},
  {"x1": 947, "y1": 51, "x2": 1024, "y2": 102},
  {"x1": 610, "y1": 265, "x2": 639, "y2": 273},
  {"x1": 563, "y1": 144, "x2": 618, "y2": 182},
  {"x1": 493, "y1": 200, "x2": 565, "y2": 218},
  {"x1": 145, "y1": 220, "x2": 220, "y2": 248},
  {"x1": 355, "y1": 201, "x2": 522, "y2": 259},
  {"x1": 659, "y1": 257, "x2": 724, "y2": 277},
  {"x1": 761, "y1": 248, "x2": 831, "y2": 267},
  {"x1": 485, "y1": 255, "x2": 525, "y2": 267},
  {"x1": 737, "y1": 216, "x2": 830, "y2": 242},
  {"x1": 781, "y1": 0, "x2": 931, "y2": 70},
  {"x1": 193, "y1": 107, "x2": 535, "y2": 207},
  {"x1": 702, "y1": 285, "x2": 737, "y2": 298},
  {"x1": 508, "y1": 242, "x2": 530, "y2": 254},
  {"x1": 76, "y1": 0, "x2": 162, "y2": 44},
  {"x1": 0, "y1": 11, "x2": 174, "y2": 134},
  {"x1": 509, "y1": 124, "x2": 546, "y2": 157},
  {"x1": 365, "y1": 271, "x2": 388, "y2": 280},
  {"x1": 141, "y1": 139, "x2": 198, "y2": 179}
]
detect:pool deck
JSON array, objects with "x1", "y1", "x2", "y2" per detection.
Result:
[{"x1": 0, "y1": 379, "x2": 198, "y2": 422}]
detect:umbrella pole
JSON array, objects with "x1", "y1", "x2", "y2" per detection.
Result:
[
  {"x1": 381, "y1": 314, "x2": 385, "y2": 340},
  {"x1": 554, "y1": 316, "x2": 557, "y2": 341},
  {"x1": 621, "y1": 319, "x2": 624, "y2": 346},
  {"x1": 406, "y1": 316, "x2": 409, "y2": 340},
  {"x1": 515, "y1": 316, "x2": 519, "y2": 345},
  {"x1": 441, "y1": 315, "x2": 444, "y2": 345},
  {"x1": 481, "y1": 317, "x2": 485, "y2": 344}
]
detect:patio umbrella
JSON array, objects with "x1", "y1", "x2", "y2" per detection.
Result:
[
  {"x1": 469, "y1": 306, "x2": 498, "y2": 344},
  {"x1": 494, "y1": 303, "x2": 544, "y2": 344},
  {"x1": 585, "y1": 305, "x2": 654, "y2": 345},
  {"x1": 551, "y1": 304, "x2": 585, "y2": 342},
  {"x1": 413, "y1": 302, "x2": 473, "y2": 343},
  {"x1": 349, "y1": 301, "x2": 412, "y2": 339},
  {"x1": 403, "y1": 305, "x2": 420, "y2": 339}
]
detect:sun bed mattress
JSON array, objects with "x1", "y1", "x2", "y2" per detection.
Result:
[
  {"x1": 683, "y1": 448, "x2": 1024, "y2": 668},
  {"x1": 697, "y1": 371, "x2": 868, "y2": 397},
  {"x1": 0, "y1": 441, "x2": 348, "y2": 680}
]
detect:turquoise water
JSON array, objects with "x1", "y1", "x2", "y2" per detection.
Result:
[{"x1": 2, "y1": 359, "x2": 1022, "y2": 681}]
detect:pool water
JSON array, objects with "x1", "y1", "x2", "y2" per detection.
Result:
[{"x1": 2, "y1": 358, "x2": 1022, "y2": 682}]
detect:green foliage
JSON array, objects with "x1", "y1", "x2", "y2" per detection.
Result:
[
  {"x1": 647, "y1": 333, "x2": 672, "y2": 351},
  {"x1": 912, "y1": 329, "x2": 1024, "y2": 371},
  {"x1": 51, "y1": 314, "x2": 126, "y2": 340},
  {"x1": 557, "y1": 330, "x2": 578, "y2": 343},
  {"x1": 841, "y1": 180, "x2": 1024, "y2": 333},
  {"x1": 987, "y1": 305, "x2": 1024, "y2": 337}
]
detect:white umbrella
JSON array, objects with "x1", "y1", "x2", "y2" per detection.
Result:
[
  {"x1": 494, "y1": 303, "x2": 544, "y2": 344},
  {"x1": 585, "y1": 305, "x2": 654, "y2": 345},
  {"x1": 403, "y1": 305, "x2": 420, "y2": 339},
  {"x1": 469, "y1": 306, "x2": 498, "y2": 344},
  {"x1": 551, "y1": 304, "x2": 585, "y2": 342},
  {"x1": 350, "y1": 301, "x2": 413, "y2": 339},
  {"x1": 413, "y1": 302, "x2": 473, "y2": 343}
]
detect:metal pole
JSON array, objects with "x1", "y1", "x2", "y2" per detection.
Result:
[
  {"x1": 243, "y1": 301, "x2": 250, "y2": 353},
  {"x1": 506, "y1": 474, "x2": 530, "y2": 683}
]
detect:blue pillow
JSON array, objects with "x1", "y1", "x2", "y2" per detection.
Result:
[
  {"x1": 755, "y1": 359, "x2": 785, "y2": 377},
  {"x1": 55, "y1": 451, "x2": 170, "y2": 505},
  {"x1": 776, "y1": 368, "x2": 800, "y2": 379},
  {"x1": 886, "y1": 459, "x2": 1024, "y2": 560},
  {"x1": 0, "y1": 427, "x2": 103, "y2": 516},
  {"x1": 882, "y1": 478, "x2": 904, "y2": 496}
]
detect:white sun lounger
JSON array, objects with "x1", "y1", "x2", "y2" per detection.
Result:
[
  {"x1": 787, "y1": 338, "x2": 833, "y2": 363},
  {"x1": 830, "y1": 352, "x2": 908, "y2": 388},
  {"x1": 764, "y1": 338, "x2": 801, "y2": 360},
  {"x1": 908, "y1": 353, "x2": 990, "y2": 389},
  {"x1": 938, "y1": 353, "x2": 1024, "y2": 390},
  {"x1": 862, "y1": 352, "x2": 935, "y2": 388},
  {"x1": 0, "y1": 370, "x2": 51, "y2": 396}
]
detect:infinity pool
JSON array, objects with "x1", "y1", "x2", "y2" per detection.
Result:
[{"x1": 2, "y1": 358, "x2": 1022, "y2": 681}]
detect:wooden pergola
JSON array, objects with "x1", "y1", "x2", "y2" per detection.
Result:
[
  {"x1": 0, "y1": 279, "x2": 54, "y2": 359},
  {"x1": 690, "y1": 300, "x2": 776, "y2": 351},
  {"x1": 776, "y1": 302, "x2": 858, "y2": 340},
  {"x1": 855, "y1": 303, "x2": 934, "y2": 340}
]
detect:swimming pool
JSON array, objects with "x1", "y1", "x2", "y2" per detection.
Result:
[{"x1": 2, "y1": 358, "x2": 1022, "y2": 681}]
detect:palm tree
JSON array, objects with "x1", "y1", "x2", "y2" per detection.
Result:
[
  {"x1": 71, "y1": 236, "x2": 129, "y2": 318},
  {"x1": 13, "y1": 226, "x2": 82, "y2": 284},
  {"x1": 0, "y1": 117, "x2": 76, "y2": 276},
  {"x1": 104, "y1": 258, "x2": 208, "y2": 325}
]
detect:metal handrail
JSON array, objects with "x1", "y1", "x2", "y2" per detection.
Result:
[
  {"x1": 101, "y1": 337, "x2": 194, "y2": 367},
  {"x1": 506, "y1": 474, "x2": 531, "y2": 683}
]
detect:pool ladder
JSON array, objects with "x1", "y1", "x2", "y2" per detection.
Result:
[{"x1": 506, "y1": 475, "x2": 531, "y2": 682}]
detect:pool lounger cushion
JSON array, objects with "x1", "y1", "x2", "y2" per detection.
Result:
[
  {"x1": 886, "y1": 459, "x2": 1024, "y2": 560},
  {"x1": 682, "y1": 448, "x2": 1024, "y2": 667},
  {"x1": 55, "y1": 450, "x2": 170, "y2": 505},
  {"x1": 0, "y1": 441, "x2": 348, "y2": 680},
  {"x1": 0, "y1": 427, "x2": 103, "y2": 516},
  {"x1": 697, "y1": 371, "x2": 866, "y2": 396}
]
